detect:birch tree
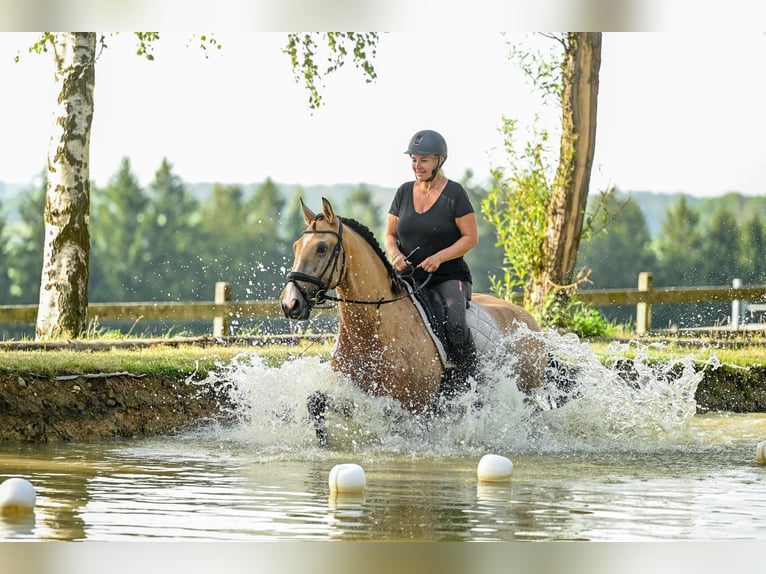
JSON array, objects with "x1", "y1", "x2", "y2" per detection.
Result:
[{"x1": 35, "y1": 32, "x2": 96, "y2": 340}]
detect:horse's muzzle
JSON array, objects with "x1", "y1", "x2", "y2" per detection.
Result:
[{"x1": 280, "y1": 282, "x2": 312, "y2": 321}]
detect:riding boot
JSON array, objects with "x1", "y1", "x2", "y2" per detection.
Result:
[{"x1": 439, "y1": 328, "x2": 478, "y2": 400}]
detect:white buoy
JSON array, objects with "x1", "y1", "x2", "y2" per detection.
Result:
[
  {"x1": 0, "y1": 478, "x2": 36, "y2": 513},
  {"x1": 328, "y1": 463, "x2": 366, "y2": 494},
  {"x1": 477, "y1": 454, "x2": 513, "y2": 482},
  {"x1": 756, "y1": 441, "x2": 766, "y2": 465}
]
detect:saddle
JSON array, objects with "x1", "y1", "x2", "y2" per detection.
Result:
[{"x1": 403, "y1": 280, "x2": 500, "y2": 368}]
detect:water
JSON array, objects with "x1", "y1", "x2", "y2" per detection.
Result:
[{"x1": 2, "y1": 330, "x2": 766, "y2": 542}]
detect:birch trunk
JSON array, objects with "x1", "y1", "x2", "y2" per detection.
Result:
[
  {"x1": 35, "y1": 33, "x2": 96, "y2": 340},
  {"x1": 535, "y1": 32, "x2": 601, "y2": 306}
]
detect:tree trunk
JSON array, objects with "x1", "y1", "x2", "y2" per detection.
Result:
[
  {"x1": 534, "y1": 32, "x2": 602, "y2": 306},
  {"x1": 35, "y1": 33, "x2": 96, "y2": 340}
]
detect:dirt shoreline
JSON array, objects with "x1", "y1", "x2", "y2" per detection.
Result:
[{"x1": 0, "y1": 371, "x2": 234, "y2": 443}]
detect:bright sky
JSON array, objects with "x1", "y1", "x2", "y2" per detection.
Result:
[{"x1": 1, "y1": 32, "x2": 766, "y2": 197}]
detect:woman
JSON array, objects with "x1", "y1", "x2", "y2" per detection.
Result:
[{"x1": 384, "y1": 129, "x2": 479, "y2": 399}]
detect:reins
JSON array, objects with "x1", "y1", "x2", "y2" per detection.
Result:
[{"x1": 285, "y1": 217, "x2": 432, "y2": 309}]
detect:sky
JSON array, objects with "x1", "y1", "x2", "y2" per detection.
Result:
[{"x1": 2, "y1": 31, "x2": 766, "y2": 198}]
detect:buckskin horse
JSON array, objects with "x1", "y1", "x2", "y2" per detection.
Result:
[{"x1": 280, "y1": 198, "x2": 548, "y2": 444}]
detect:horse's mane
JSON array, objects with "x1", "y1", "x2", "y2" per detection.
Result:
[{"x1": 339, "y1": 216, "x2": 404, "y2": 295}]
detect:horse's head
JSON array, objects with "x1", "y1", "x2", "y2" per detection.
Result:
[{"x1": 280, "y1": 197, "x2": 345, "y2": 320}]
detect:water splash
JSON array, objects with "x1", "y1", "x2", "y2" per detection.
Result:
[{"x1": 194, "y1": 328, "x2": 706, "y2": 458}]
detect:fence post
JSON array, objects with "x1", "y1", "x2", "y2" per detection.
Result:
[
  {"x1": 213, "y1": 281, "x2": 231, "y2": 337},
  {"x1": 636, "y1": 272, "x2": 652, "y2": 336},
  {"x1": 731, "y1": 278, "x2": 742, "y2": 331}
]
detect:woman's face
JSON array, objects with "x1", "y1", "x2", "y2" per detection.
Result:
[{"x1": 411, "y1": 154, "x2": 440, "y2": 181}]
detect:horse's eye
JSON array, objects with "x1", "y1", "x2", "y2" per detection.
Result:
[{"x1": 316, "y1": 243, "x2": 328, "y2": 255}]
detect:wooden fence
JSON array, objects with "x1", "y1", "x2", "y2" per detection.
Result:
[{"x1": 2, "y1": 275, "x2": 766, "y2": 337}]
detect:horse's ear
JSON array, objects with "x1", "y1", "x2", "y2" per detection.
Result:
[
  {"x1": 300, "y1": 198, "x2": 316, "y2": 225},
  {"x1": 321, "y1": 197, "x2": 336, "y2": 225}
]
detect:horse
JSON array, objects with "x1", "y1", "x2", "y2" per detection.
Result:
[{"x1": 279, "y1": 197, "x2": 549, "y2": 443}]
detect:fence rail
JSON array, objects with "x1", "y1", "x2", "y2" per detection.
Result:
[{"x1": 2, "y1": 275, "x2": 766, "y2": 337}]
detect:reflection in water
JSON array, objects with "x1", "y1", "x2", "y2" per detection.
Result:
[
  {"x1": 0, "y1": 511, "x2": 36, "y2": 538},
  {"x1": 2, "y1": 332, "x2": 766, "y2": 541}
]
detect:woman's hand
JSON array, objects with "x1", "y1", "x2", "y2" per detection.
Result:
[
  {"x1": 392, "y1": 252, "x2": 409, "y2": 272},
  {"x1": 417, "y1": 255, "x2": 441, "y2": 273}
]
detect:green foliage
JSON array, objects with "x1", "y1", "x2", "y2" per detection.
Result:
[
  {"x1": 576, "y1": 190, "x2": 656, "y2": 289},
  {"x1": 701, "y1": 207, "x2": 741, "y2": 285},
  {"x1": 341, "y1": 185, "x2": 383, "y2": 237},
  {"x1": 0, "y1": 200, "x2": 10, "y2": 302},
  {"x1": 739, "y1": 214, "x2": 766, "y2": 284},
  {"x1": 460, "y1": 171, "x2": 505, "y2": 293},
  {"x1": 653, "y1": 196, "x2": 704, "y2": 287},
  {"x1": 90, "y1": 157, "x2": 148, "y2": 302},
  {"x1": 4, "y1": 173, "x2": 45, "y2": 303},
  {"x1": 134, "y1": 32, "x2": 160, "y2": 60},
  {"x1": 14, "y1": 32, "x2": 54, "y2": 62},
  {"x1": 283, "y1": 32, "x2": 378, "y2": 109},
  {"x1": 481, "y1": 117, "x2": 551, "y2": 305},
  {"x1": 536, "y1": 293, "x2": 612, "y2": 338},
  {"x1": 506, "y1": 33, "x2": 567, "y2": 105}
]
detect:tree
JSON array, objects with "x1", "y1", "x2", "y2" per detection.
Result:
[
  {"x1": 0, "y1": 202, "x2": 10, "y2": 303},
  {"x1": 241, "y1": 178, "x2": 292, "y2": 298},
  {"x1": 654, "y1": 196, "x2": 704, "y2": 288},
  {"x1": 341, "y1": 185, "x2": 383, "y2": 237},
  {"x1": 283, "y1": 188, "x2": 311, "y2": 245},
  {"x1": 701, "y1": 207, "x2": 741, "y2": 286},
  {"x1": 460, "y1": 170, "x2": 505, "y2": 294},
  {"x1": 135, "y1": 158, "x2": 205, "y2": 301},
  {"x1": 90, "y1": 157, "x2": 148, "y2": 302},
  {"x1": 540, "y1": 33, "x2": 602, "y2": 307},
  {"x1": 652, "y1": 196, "x2": 706, "y2": 329},
  {"x1": 34, "y1": 32, "x2": 95, "y2": 340},
  {"x1": 487, "y1": 33, "x2": 602, "y2": 319},
  {"x1": 739, "y1": 213, "x2": 766, "y2": 285},
  {"x1": 576, "y1": 191, "x2": 656, "y2": 325},
  {"x1": 577, "y1": 191, "x2": 655, "y2": 290},
  {"x1": 25, "y1": 32, "x2": 379, "y2": 339},
  {"x1": 5, "y1": 175, "x2": 46, "y2": 304}
]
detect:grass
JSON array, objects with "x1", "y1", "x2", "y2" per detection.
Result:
[
  {"x1": 1, "y1": 332, "x2": 765, "y2": 379},
  {"x1": 0, "y1": 339, "x2": 335, "y2": 378},
  {"x1": 587, "y1": 337, "x2": 766, "y2": 367}
]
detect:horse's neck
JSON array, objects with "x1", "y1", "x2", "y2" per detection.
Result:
[{"x1": 335, "y1": 234, "x2": 404, "y2": 332}]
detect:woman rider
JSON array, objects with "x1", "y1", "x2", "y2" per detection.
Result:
[{"x1": 384, "y1": 129, "x2": 479, "y2": 399}]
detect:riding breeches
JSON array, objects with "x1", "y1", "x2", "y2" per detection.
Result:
[{"x1": 432, "y1": 280, "x2": 475, "y2": 365}]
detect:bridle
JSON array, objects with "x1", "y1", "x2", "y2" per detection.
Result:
[
  {"x1": 285, "y1": 217, "x2": 347, "y2": 307},
  {"x1": 284, "y1": 217, "x2": 431, "y2": 309}
]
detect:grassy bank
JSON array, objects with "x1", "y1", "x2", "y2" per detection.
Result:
[
  {"x1": 1, "y1": 335, "x2": 764, "y2": 377},
  {"x1": 0, "y1": 338, "x2": 334, "y2": 378}
]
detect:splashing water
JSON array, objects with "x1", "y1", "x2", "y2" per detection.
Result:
[{"x1": 195, "y1": 328, "x2": 706, "y2": 458}]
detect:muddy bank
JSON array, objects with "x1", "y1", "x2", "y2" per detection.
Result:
[
  {"x1": 0, "y1": 361, "x2": 764, "y2": 443},
  {"x1": 0, "y1": 371, "x2": 233, "y2": 443},
  {"x1": 696, "y1": 364, "x2": 766, "y2": 412}
]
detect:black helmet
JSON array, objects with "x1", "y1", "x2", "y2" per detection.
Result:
[{"x1": 404, "y1": 130, "x2": 448, "y2": 158}]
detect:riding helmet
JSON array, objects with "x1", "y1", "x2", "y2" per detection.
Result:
[{"x1": 404, "y1": 130, "x2": 448, "y2": 158}]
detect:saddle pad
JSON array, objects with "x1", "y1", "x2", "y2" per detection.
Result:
[
  {"x1": 466, "y1": 302, "x2": 501, "y2": 355},
  {"x1": 405, "y1": 284, "x2": 450, "y2": 368}
]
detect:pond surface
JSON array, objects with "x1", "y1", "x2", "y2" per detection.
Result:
[
  {"x1": 2, "y1": 333, "x2": 766, "y2": 543},
  {"x1": 2, "y1": 411, "x2": 766, "y2": 542}
]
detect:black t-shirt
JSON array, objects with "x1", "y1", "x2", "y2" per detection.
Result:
[{"x1": 388, "y1": 180, "x2": 474, "y2": 285}]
